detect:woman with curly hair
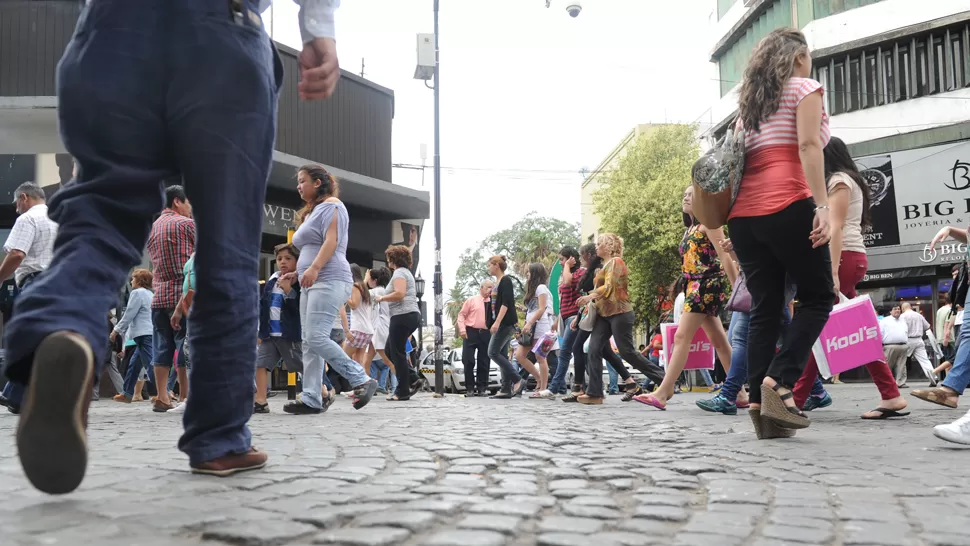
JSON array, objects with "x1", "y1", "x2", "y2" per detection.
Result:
[
  {"x1": 286, "y1": 165, "x2": 378, "y2": 414},
  {"x1": 635, "y1": 188, "x2": 734, "y2": 410},
  {"x1": 575, "y1": 233, "x2": 666, "y2": 405},
  {"x1": 375, "y1": 245, "x2": 422, "y2": 401},
  {"x1": 111, "y1": 268, "x2": 154, "y2": 403},
  {"x1": 724, "y1": 28, "x2": 835, "y2": 436}
]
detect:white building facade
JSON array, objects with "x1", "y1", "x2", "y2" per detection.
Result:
[{"x1": 705, "y1": 0, "x2": 970, "y2": 322}]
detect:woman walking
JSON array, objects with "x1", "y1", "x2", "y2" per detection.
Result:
[
  {"x1": 111, "y1": 269, "x2": 154, "y2": 403},
  {"x1": 635, "y1": 188, "x2": 734, "y2": 409},
  {"x1": 285, "y1": 165, "x2": 378, "y2": 414},
  {"x1": 516, "y1": 263, "x2": 554, "y2": 398},
  {"x1": 576, "y1": 234, "x2": 666, "y2": 405},
  {"x1": 792, "y1": 136, "x2": 909, "y2": 420},
  {"x1": 487, "y1": 256, "x2": 527, "y2": 399},
  {"x1": 375, "y1": 245, "x2": 422, "y2": 401},
  {"x1": 725, "y1": 28, "x2": 835, "y2": 435}
]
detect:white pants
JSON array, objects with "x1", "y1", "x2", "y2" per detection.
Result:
[{"x1": 906, "y1": 338, "x2": 936, "y2": 381}]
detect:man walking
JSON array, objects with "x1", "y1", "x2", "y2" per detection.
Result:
[
  {"x1": 3, "y1": 0, "x2": 342, "y2": 495},
  {"x1": 147, "y1": 185, "x2": 195, "y2": 413},
  {"x1": 880, "y1": 305, "x2": 910, "y2": 388},
  {"x1": 457, "y1": 281, "x2": 493, "y2": 396},
  {"x1": 900, "y1": 303, "x2": 937, "y2": 385},
  {"x1": 0, "y1": 182, "x2": 58, "y2": 414}
]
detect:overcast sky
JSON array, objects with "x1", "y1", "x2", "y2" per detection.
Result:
[{"x1": 266, "y1": 0, "x2": 717, "y2": 301}]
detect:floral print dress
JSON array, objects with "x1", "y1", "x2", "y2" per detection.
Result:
[{"x1": 680, "y1": 225, "x2": 727, "y2": 316}]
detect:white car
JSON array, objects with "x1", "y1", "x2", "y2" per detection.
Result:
[{"x1": 418, "y1": 347, "x2": 502, "y2": 394}]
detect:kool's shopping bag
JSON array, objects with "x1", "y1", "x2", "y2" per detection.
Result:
[
  {"x1": 812, "y1": 294, "x2": 884, "y2": 378},
  {"x1": 661, "y1": 323, "x2": 715, "y2": 370}
]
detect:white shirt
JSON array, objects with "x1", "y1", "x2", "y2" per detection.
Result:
[
  {"x1": 901, "y1": 310, "x2": 930, "y2": 339},
  {"x1": 673, "y1": 292, "x2": 686, "y2": 325},
  {"x1": 956, "y1": 309, "x2": 965, "y2": 327},
  {"x1": 3, "y1": 204, "x2": 58, "y2": 286},
  {"x1": 257, "y1": 0, "x2": 340, "y2": 42},
  {"x1": 351, "y1": 290, "x2": 377, "y2": 336},
  {"x1": 880, "y1": 316, "x2": 908, "y2": 345}
]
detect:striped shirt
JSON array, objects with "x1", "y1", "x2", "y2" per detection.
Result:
[
  {"x1": 744, "y1": 78, "x2": 831, "y2": 153},
  {"x1": 147, "y1": 210, "x2": 196, "y2": 309},
  {"x1": 730, "y1": 77, "x2": 831, "y2": 219}
]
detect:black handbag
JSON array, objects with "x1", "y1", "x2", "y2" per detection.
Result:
[
  {"x1": 517, "y1": 323, "x2": 537, "y2": 346},
  {"x1": 950, "y1": 260, "x2": 969, "y2": 308}
]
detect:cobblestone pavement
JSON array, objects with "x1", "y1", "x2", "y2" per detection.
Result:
[{"x1": 1, "y1": 383, "x2": 969, "y2": 546}]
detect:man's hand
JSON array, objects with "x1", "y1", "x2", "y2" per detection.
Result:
[
  {"x1": 170, "y1": 310, "x2": 183, "y2": 331},
  {"x1": 459, "y1": 330, "x2": 467, "y2": 339},
  {"x1": 109, "y1": 331, "x2": 118, "y2": 343},
  {"x1": 299, "y1": 38, "x2": 340, "y2": 101}
]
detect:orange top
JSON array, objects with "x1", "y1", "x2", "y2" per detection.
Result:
[{"x1": 729, "y1": 145, "x2": 810, "y2": 219}]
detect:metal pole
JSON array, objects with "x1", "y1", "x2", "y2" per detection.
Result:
[{"x1": 432, "y1": 0, "x2": 444, "y2": 396}]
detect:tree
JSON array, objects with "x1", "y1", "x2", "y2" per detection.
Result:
[
  {"x1": 452, "y1": 215, "x2": 580, "y2": 297},
  {"x1": 445, "y1": 284, "x2": 468, "y2": 347},
  {"x1": 593, "y1": 124, "x2": 699, "y2": 328}
]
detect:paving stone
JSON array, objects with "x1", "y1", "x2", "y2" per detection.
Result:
[
  {"x1": 599, "y1": 531, "x2": 661, "y2": 545},
  {"x1": 767, "y1": 514, "x2": 834, "y2": 530},
  {"x1": 763, "y1": 523, "x2": 833, "y2": 544},
  {"x1": 538, "y1": 516, "x2": 605, "y2": 534},
  {"x1": 923, "y1": 533, "x2": 970, "y2": 546},
  {"x1": 468, "y1": 501, "x2": 543, "y2": 517},
  {"x1": 837, "y1": 503, "x2": 906, "y2": 522},
  {"x1": 607, "y1": 478, "x2": 635, "y2": 490},
  {"x1": 427, "y1": 530, "x2": 507, "y2": 546},
  {"x1": 548, "y1": 479, "x2": 589, "y2": 490},
  {"x1": 201, "y1": 520, "x2": 318, "y2": 544},
  {"x1": 458, "y1": 514, "x2": 522, "y2": 534},
  {"x1": 504, "y1": 495, "x2": 557, "y2": 507},
  {"x1": 633, "y1": 505, "x2": 690, "y2": 522},
  {"x1": 353, "y1": 510, "x2": 436, "y2": 531},
  {"x1": 673, "y1": 532, "x2": 744, "y2": 546},
  {"x1": 400, "y1": 499, "x2": 463, "y2": 513},
  {"x1": 312, "y1": 526, "x2": 411, "y2": 545},
  {"x1": 587, "y1": 468, "x2": 633, "y2": 480},
  {"x1": 567, "y1": 495, "x2": 619, "y2": 508},
  {"x1": 771, "y1": 507, "x2": 834, "y2": 521},
  {"x1": 449, "y1": 465, "x2": 488, "y2": 474},
  {"x1": 551, "y1": 488, "x2": 609, "y2": 498},
  {"x1": 843, "y1": 521, "x2": 915, "y2": 545},
  {"x1": 540, "y1": 467, "x2": 587, "y2": 479},
  {"x1": 561, "y1": 503, "x2": 623, "y2": 519},
  {"x1": 666, "y1": 460, "x2": 725, "y2": 475}
]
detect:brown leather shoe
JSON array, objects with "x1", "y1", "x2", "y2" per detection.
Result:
[
  {"x1": 17, "y1": 331, "x2": 95, "y2": 495},
  {"x1": 191, "y1": 447, "x2": 268, "y2": 477},
  {"x1": 112, "y1": 394, "x2": 130, "y2": 403},
  {"x1": 152, "y1": 399, "x2": 174, "y2": 412}
]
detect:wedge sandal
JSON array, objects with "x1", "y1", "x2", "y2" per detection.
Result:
[{"x1": 760, "y1": 383, "x2": 810, "y2": 429}]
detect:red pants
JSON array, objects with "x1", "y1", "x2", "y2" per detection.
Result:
[{"x1": 793, "y1": 251, "x2": 900, "y2": 407}]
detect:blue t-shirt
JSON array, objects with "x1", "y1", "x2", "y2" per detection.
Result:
[{"x1": 182, "y1": 254, "x2": 196, "y2": 295}]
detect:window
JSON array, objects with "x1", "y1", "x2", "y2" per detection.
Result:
[{"x1": 814, "y1": 22, "x2": 970, "y2": 115}]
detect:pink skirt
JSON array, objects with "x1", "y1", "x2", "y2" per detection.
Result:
[{"x1": 347, "y1": 331, "x2": 374, "y2": 349}]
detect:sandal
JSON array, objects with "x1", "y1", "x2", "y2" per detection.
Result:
[
  {"x1": 386, "y1": 394, "x2": 410, "y2": 401},
  {"x1": 748, "y1": 408, "x2": 795, "y2": 439},
  {"x1": 760, "y1": 383, "x2": 810, "y2": 429},
  {"x1": 911, "y1": 387, "x2": 959, "y2": 409},
  {"x1": 511, "y1": 380, "x2": 527, "y2": 398},
  {"x1": 633, "y1": 393, "x2": 666, "y2": 411},
  {"x1": 621, "y1": 385, "x2": 644, "y2": 402},
  {"x1": 861, "y1": 407, "x2": 910, "y2": 420},
  {"x1": 562, "y1": 390, "x2": 583, "y2": 403}
]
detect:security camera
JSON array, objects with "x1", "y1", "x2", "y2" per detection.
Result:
[{"x1": 566, "y1": 2, "x2": 582, "y2": 17}]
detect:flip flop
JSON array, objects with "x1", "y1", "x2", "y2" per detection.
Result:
[
  {"x1": 634, "y1": 393, "x2": 666, "y2": 411},
  {"x1": 861, "y1": 408, "x2": 911, "y2": 420}
]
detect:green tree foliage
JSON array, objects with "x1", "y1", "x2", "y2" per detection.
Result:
[
  {"x1": 445, "y1": 284, "x2": 467, "y2": 348},
  {"x1": 593, "y1": 124, "x2": 699, "y2": 327}
]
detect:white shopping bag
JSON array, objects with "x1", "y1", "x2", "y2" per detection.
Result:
[{"x1": 926, "y1": 331, "x2": 944, "y2": 360}]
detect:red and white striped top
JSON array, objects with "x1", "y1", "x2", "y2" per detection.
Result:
[{"x1": 743, "y1": 77, "x2": 830, "y2": 153}]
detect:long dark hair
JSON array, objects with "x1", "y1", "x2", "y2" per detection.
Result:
[
  {"x1": 823, "y1": 136, "x2": 872, "y2": 228},
  {"x1": 578, "y1": 243, "x2": 600, "y2": 294},
  {"x1": 523, "y1": 262, "x2": 549, "y2": 305},
  {"x1": 297, "y1": 164, "x2": 339, "y2": 226},
  {"x1": 350, "y1": 264, "x2": 370, "y2": 305}
]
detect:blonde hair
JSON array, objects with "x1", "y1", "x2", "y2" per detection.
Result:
[
  {"x1": 597, "y1": 233, "x2": 624, "y2": 258},
  {"x1": 738, "y1": 28, "x2": 809, "y2": 133}
]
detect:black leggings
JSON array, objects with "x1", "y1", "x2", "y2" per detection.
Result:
[
  {"x1": 388, "y1": 312, "x2": 421, "y2": 398},
  {"x1": 572, "y1": 327, "x2": 628, "y2": 388}
]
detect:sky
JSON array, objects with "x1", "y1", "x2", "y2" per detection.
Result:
[{"x1": 265, "y1": 0, "x2": 718, "y2": 303}]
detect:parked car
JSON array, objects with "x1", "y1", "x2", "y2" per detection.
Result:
[{"x1": 418, "y1": 347, "x2": 502, "y2": 394}]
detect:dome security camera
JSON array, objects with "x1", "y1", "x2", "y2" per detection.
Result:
[{"x1": 566, "y1": 2, "x2": 582, "y2": 17}]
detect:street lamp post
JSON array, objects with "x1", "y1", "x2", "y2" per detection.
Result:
[{"x1": 415, "y1": 273, "x2": 426, "y2": 359}]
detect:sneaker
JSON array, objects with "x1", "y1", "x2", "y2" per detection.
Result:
[
  {"x1": 696, "y1": 394, "x2": 738, "y2": 415},
  {"x1": 169, "y1": 400, "x2": 187, "y2": 414},
  {"x1": 191, "y1": 447, "x2": 268, "y2": 476},
  {"x1": 802, "y1": 392, "x2": 833, "y2": 412},
  {"x1": 254, "y1": 402, "x2": 270, "y2": 414},
  {"x1": 933, "y1": 410, "x2": 970, "y2": 445},
  {"x1": 17, "y1": 331, "x2": 95, "y2": 495}
]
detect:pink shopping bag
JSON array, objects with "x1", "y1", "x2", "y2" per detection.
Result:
[
  {"x1": 661, "y1": 323, "x2": 715, "y2": 370},
  {"x1": 811, "y1": 294, "x2": 884, "y2": 378}
]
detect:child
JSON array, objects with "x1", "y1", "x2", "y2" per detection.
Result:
[
  {"x1": 170, "y1": 252, "x2": 196, "y2": 411},
  {"x1": 346, "y1": 265, "x2": 378, "y2": 374},
  {"x1": 255, "y1": 244, "x2": 304, "y2": 413}
]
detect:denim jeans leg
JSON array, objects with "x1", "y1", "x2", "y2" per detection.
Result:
[
  {"x1": 2, "y1": 382, "x2": 25, "y2": 407},
  {"x1": 487, "y1": 325, "x2": 517, "y2": 391},
  {"x1": 550, "y1": 323, "x2": 577, "y2": 393},
  {"x1": 123, "y1": 335, "x2": 153, "y2": 398},
  {"x1": 607, "y1": 364, "x2": 619, "y2": 392},
  {"x1": 720, "y1": 312, "x2": 749, "y2": 402},
  {"x1": 170, "y1": 0, "x2": 281, "y2": 464},
  {"x1": 942, "y1": 290, "x2": 970, "y2": 395},
  {"x1": 699, "y1": 369, "x2": 714, "y2": 387},
  {"x1": 302, "y1": 282, "x2": 367, "y2": 408}
]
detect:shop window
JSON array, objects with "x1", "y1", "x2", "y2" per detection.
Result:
[{"x1": 859, "y1": 284, "x2": 934, "y2": 323}]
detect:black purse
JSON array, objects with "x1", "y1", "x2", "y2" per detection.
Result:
[
  {"x1": 950, "y1": 260, "x2": 969, "y2": 308},
  {"x1": 517, "y1": 323, "x2": 537, "y2": 346}
]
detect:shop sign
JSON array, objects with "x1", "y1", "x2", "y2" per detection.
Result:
[
  {"x1": 263, "y1": 203, "x2": 298, "y2": 236},
  {"x1": 861, "y1": 266, "x2": 937, "y2": 283},
  {"x1": 857, "y1": 142, "x2": 970, "y2": 248},
  {"x1": 918, "y1": 242, "x2": 969, "y2": 264}
]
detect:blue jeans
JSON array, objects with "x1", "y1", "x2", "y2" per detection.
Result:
[
  {"x1": 2, "y1": 0, "x2": 282, "y2": 466},
  {"x1": 123, "y1": 335, "x2": 153, "y2": 399},
  {"x1": 371, "y1": 359, "x2": 391, "y2": 391},
  {"x1": 301, "y1": 282, "x2": 369, "y2": 408},
  {"x1": 549, "y1": 320, "x2": 578, "y2": 393},
  {"x1": 488, "y1": 325, "x2": 518, "y2": 391},
  {"x1": 607, "y1": 363, "x2": 619, "y2": 393},
  {"x1": 721, "y1": 311, "x2": 749, "y2": 402},
  {"x1": 942, "y1": 289, "x2": 970, "y2": 395}
]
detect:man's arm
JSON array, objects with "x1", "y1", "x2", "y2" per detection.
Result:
[
  {"x1": 295, "y1": 0, "x2": 340, "y2": 43},
  {"x1": 0, "y1": 250, "x2": 25, "y2": 282},
  {"x1": 0, "y1": 216, "x2": 35, "y2": 282}
]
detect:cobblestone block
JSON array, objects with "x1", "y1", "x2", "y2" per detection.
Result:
[{"x1": 312, "y1": 526, "x2": 412, "y2": 545}]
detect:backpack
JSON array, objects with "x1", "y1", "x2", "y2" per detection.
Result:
[{"x1": 690, "y1": 119, "x2": 746, "y2": 228}]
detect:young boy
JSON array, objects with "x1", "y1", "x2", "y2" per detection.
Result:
[{"x1": 255, "y1": 244, "x2": 304, "y2": 413}]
